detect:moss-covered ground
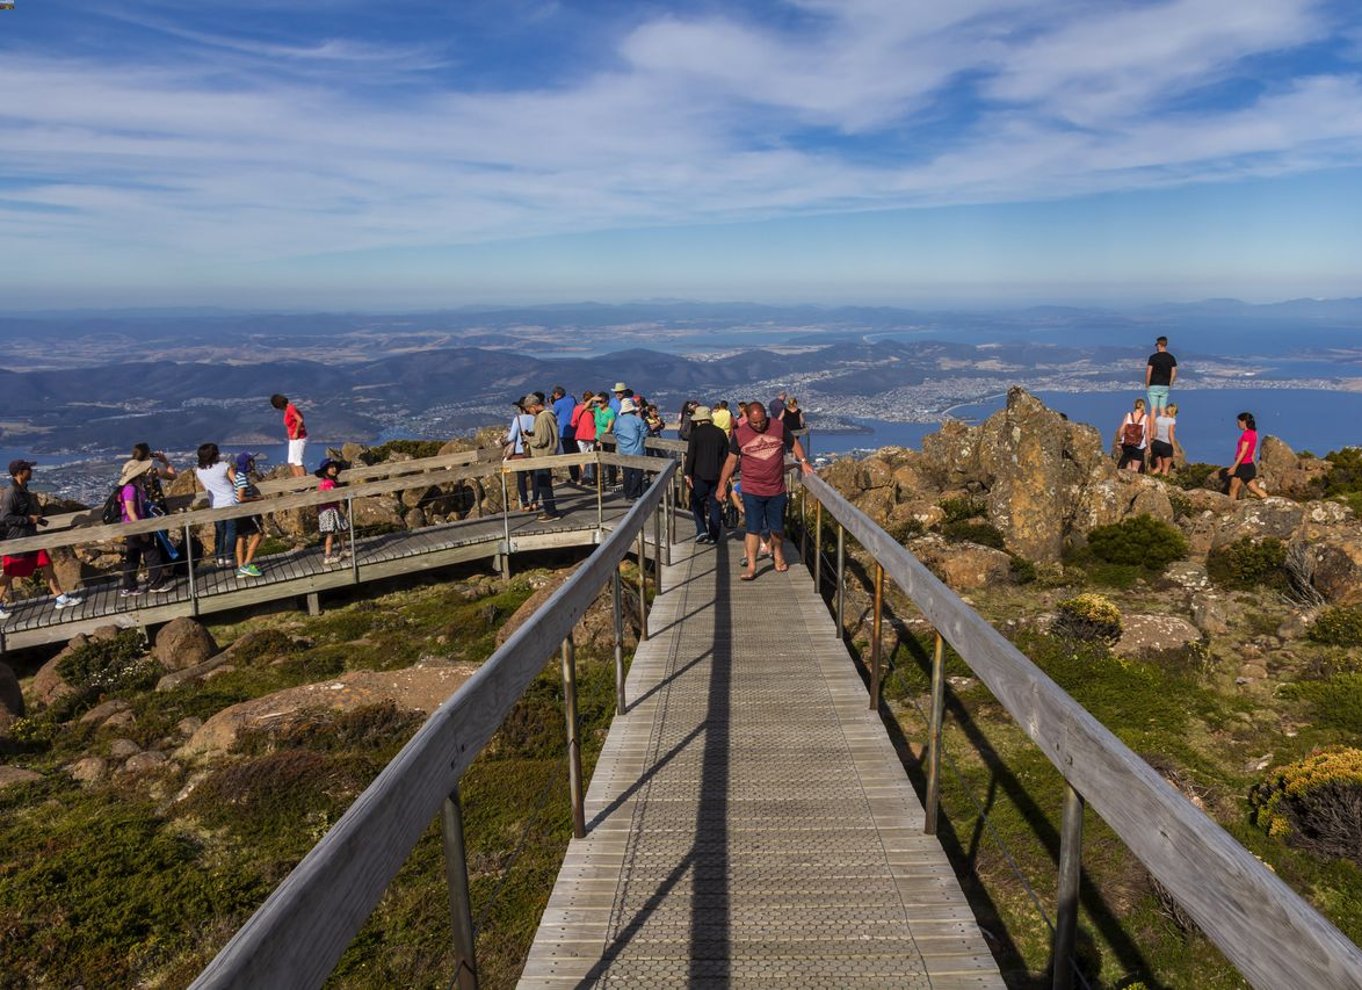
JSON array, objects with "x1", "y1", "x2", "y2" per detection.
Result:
[
  {"x1": 856, "y1": 570, "x2": 1362, "y2": 990},
  {"x1": 0, "y1": 557, "x2": 634, "y2": 989}
]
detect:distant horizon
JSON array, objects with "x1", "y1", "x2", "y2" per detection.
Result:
[{"x1": 3, "y1": 4, "x2": 1361, "y2": 309}]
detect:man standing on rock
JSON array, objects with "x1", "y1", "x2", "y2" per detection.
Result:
[
  {"x1": 717, "y1": 402, "x2": 814, "y2": 580},
  {"x1": 0, "y1": 460, "x2": 82, "y2": 618},
  {"x1": 1145, "y1": 337, "x2": 1177, "y2": 415},
  {"x1": 523, "y1": 394, "x2": 562, "y2": 521},
  {"x1": 683, "y1": 405, "x2": 728, "y2": 544}
]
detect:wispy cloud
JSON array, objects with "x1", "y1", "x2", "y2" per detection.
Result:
[{"x1": 0, "y1": 0, "x2": 1358, "y2": 291}]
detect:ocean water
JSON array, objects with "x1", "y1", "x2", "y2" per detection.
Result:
[{"x1": 808, "y1": 388, "x2": 1362, "y2": 462}]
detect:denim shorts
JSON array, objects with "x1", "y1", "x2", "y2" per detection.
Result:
[{"x1": 741, "y1": 491, "x2": 787, "y2": 536}]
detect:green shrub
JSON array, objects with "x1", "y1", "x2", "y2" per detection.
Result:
[
  {"x1": 1206, "y1": 536, "x2": 1287, "y2": 590},
  {"x1": 941, "y1": 519, "x2": 1005, "y2": 549},
  {"x1": 1054, "y1": 593, "x2": 1122, "y2": 644},
  {"x1": 51, "y1": 630, "x2": 159, "y2": 719},
  {"x1": 1009, "y1": 555, "x2": 1037, "y2": 585},
  {"x1": 1086, "y1": 514, "x2": 1188, "y2": 571},
  {"x1": 1284, "y1": 673, "x2": 1362, "y2": 735},
  {"x1": 1309, "y1": 606, "x2": 1362, "y2": 647},
  {"x1": 369, "y1": 439, "x2": 446, "y2": 461},
  {"x1": 938, "y1": 495, "x2": 985, "y2": 524},
  {"x1": 1169, "y1": 462, "x2": 1219, "y2": 490},
  {"x1": 885, "y1": 518, "x2": 924, "y2": 544},
  {"x1": 1250, "y1": 747, "x2": 1362, "y2": 865},
  {"x1": 1323, "y1": 447, "x2": 1362, "y2": 498}
]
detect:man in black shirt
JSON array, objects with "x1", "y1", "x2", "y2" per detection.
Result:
[
  {"x1": 1146, "y1": 336, "x2": 1177, "y2": 415},
  {"x1": 683, "y1": 406, "x2": 729, "y2": 544},
  {"x1": 1, "y1": 459, "x2": 82, "y2": 619}
]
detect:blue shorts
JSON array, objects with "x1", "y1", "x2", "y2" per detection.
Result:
[{"x1": 741, "y1": 491, "x2": 786, "y2": 537}]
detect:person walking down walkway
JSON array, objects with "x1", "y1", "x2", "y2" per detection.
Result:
[
  {"x1": 523, "y1": 394, "x2": 562, "y2": 521},
  {"x1": 717, "y1": 401, "x2": 814, "y2": 580},
  {"x1": 1227, "y1": 412, "x2": 1268, "y2": 500},
  {"x1": 271, "y1": 394, "x2": 309, "y2": 478},
  {"x1": 1146, "y1": 336, "x2": 1177, "y2": 415},
  {"x1": 117, "y1": 456, "x2": 173, "y2": 597},
  {"x1": 613, "y1": 397, "x2": 648, "y2": 500},
  {"x1": 684, "y1": 405, "x2": 728, "y2": 544},
  {"x1": 0, "y1": 460, "x2": 82, "y2": 618}
]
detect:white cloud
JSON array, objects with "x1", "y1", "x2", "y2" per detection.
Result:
[{"x1": 0, "y1": 0, "x2": 1357, "y2": 287}]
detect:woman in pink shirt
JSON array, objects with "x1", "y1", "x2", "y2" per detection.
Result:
[{"x1": 1227, "y1": 412, "x2": 1268, "y2": 500}]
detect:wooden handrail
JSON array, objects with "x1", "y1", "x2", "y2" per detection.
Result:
[
  {"x1": 190, "y1": 461, "x2": 677, "y2": 989},
  {"x1": 798, "y1": 471, "x2": 1362, "y2": 990}
]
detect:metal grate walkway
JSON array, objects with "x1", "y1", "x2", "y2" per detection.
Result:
[{"x1": 520, "y1": 535, "x2": 1004, "y2": 988}]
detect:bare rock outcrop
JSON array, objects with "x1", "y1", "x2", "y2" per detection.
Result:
[
  {"x1": 1116, "y1": 614, "x2": 1203, "y2": 657},
  {"x1": 907, "y1": 534, "x2": 1012, "y2": 592},
  {"x1": 1258, "y1": 436, "x2": 1330, "y2": 500},
  {"x1": 178, "y1": 663, "x2": 476, "y2": 760}
]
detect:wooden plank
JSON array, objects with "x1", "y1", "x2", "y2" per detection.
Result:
[
  {"x1": 190, "y1": 462, "x2": 677, "y2": 990},
  {"x1": 800, "y1": 473, "x2": 1362, "y2": 990}
]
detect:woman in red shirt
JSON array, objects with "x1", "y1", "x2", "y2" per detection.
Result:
[{"x1": 1227, "y1": 412, "x2": 1268, "y2": 500}]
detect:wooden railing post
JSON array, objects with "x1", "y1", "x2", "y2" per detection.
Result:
[
  {"x1": 653, "y1": 504, "x2": 663, "y2": 591},
  {"x1": 612, "y1": 569, "x2": 626, "y2": 715},
  {"x1": 440, "y1": 785, "x2": 479, "y2": 990},
  {"x1": 924, "y1": 631, "x2": 946, "y2": 835},
  {"x1": 561, "y1": 634, "x2": 585, "y2": 839},
  {"x1": 869, "y1": 562, "x2": 884, "y2": 710},
  {"x1": 799, "y1": 487, "x2": 808, "y2": 564},
  {"x1": 1053, "y1": 783, "x2": 1085, "y2": 990},
  {"x1": 813, "y1": 499, "x2": 822, "y2": 591},
  {"x1": 835, "y1": 522, "x2": 845, "y2": 636},
  {"x1": 595, "y1": 456, "x2": 604, "y2": 531},
  {"x1": 637, "y1": 529, "x2": 648, "y2": 642}
]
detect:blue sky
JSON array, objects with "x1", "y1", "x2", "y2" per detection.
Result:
[{"x1": 2, "y1": 0, "x2": 1361, "y2": 309}]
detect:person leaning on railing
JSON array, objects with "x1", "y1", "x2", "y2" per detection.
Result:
[{"x1": 0, "y1": 459, "x2": 83, "y2": 618}]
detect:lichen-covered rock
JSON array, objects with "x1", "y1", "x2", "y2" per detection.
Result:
[
  {"x1": 1258, "y1": 436, "x2": 1330, "y2": 500},
  {"x1": 0, "y1": 766, "x2": 42, "y2": 790},
  {"x1": 1116, "y1": 614, "x2": 1202, "y2": 657},
  {"x1": 351, "y1": 495, "x2": 404, "y2": 529},
  {"x1": 1164, "y1": 561, "x2": 1211, "y2": 592},
  {"x1": 67, "y1": 757, "x2": 107, "y2": 785},
  {"x1": 178, "y1": 663, "x2": 476, "y2": 761},
  {"x1": 907, "y1": 534, "x2": 1012, "y2": 591},
  {"x1": 1210, "y1": 498, "x2": 1304, "y2": 549},
  {"x1": 1311, "y1": 538, "x2": 1362, "y2": 605},
  {"x1": 31, "y1": 642, "x2": 79, "y2": 708},
  {"x1": 1191, "y1": 594, "x2": 1234, "y2": 636},
  {"x1": 78, "y1": 698, "x2": 133, "y2": 727},
  {"x1": 153, "y1": 617, "x2": 219, "y2": 672}
]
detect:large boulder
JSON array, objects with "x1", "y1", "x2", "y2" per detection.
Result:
[
  {"x1": 1311, "y1": 538, "x2": 1362, "y2": 605},
  {"x1": 907, "y1": 534, "x2": 1012, "y2": 591},
  {"x1": 1116, "y1": 614, "x2": 1203, "y2": 657},
  {"x1": 1209, "y1": 498, "x2": 1304, "y2": 549},
  {"x1": 1258, "y1": 436, "x2": 1330, "y2": 499},
  {"x1": 0, "y1": 766, "x2": 41, "y2": 791},
  {"x1": 153, "y1": 617, "x2": 219, "y2": 672},
  {"x1": 351, "y1": 496, "x2": 405, "y2": 529},
  {"x1": 178, "y1": 663, "x2": 475, "y2": 760},
  {"x1": 31, "y1": 640, "x2": 80, "y2": 708}
]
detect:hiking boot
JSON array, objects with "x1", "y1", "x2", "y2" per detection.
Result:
[
  {"x1": 237, "y1": 564, "x2": 262, "y2": 578},
  {"x1": 536, "y1": 512, "x2": 563, "y2": 522},
  {"x1": 54, "y1": 593, "x2": 82, "y2": 609}
]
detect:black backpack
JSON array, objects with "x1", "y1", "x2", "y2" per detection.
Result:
[{"x1": 100, "y1": 485, "x2": 123, "y2": 525}]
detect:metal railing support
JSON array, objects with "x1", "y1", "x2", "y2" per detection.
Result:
[
  {"x1": 813, "y1": 499, "x2": 822, "y2": 591},
  {"x1": 799, "y1": 487, "x2": 808, "y2": 564},
  {"x1": 440, "y1": 785, "x2": 479, "y2": 990},
  {"x1": 499, "y1": 473, "x2": 512, "y2": 581},
  {"x1": 653, "y1": 505, "x2": 663, "y2": 591},
  {"x1": 561, "y1": 634, "x2": 585, "y2": 839},
  {"x1": 835, "y1": 523, "x2": 845, "y2": 635},
  {"x1": 924, "y1": 631, "x2": 946, "y2": 835},
  {"x1": 612, "y1": 569, "x2": 626, "y2": 715},
  {"x1": 183, "y1": 522, "x2": 197, "y2": 614},
  {"x1": 596, "y1": 456, "x2": 604, "y2": 531},
  {"x1": 664, "y1": 482, "x2": 674, "y2": 564},
  {"x1": 1053, "y1": 783, "x2": 1085, "y2": 990},
  {"x1": 637, "y1": 529, "x2": 648, "y2": 641},
  {"x1": 869, "y1": 562, "x2": 884, "y2": 710},
  {"x1": 347, "y1": 493, "x2": 360, "y2": 584}
]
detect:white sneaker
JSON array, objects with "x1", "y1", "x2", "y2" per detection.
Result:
[
  {"x1": 0, "y1": 604, "x2": 10, "y2": 620},
  {"x1": 54, "y1": 593, "x2": 82, "y2": 609},
  {"x1": 323, "y1": 555, "x2": 339, "y2": 566}
]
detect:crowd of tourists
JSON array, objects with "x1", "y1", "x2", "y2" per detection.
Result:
[{"x1": 1113, "y1": 337, "x2": 1267, "y2": 500}]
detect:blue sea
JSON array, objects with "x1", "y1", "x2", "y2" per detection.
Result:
[{"x1": 810, "y1": 388, "x2": 1362, "y2": 463}]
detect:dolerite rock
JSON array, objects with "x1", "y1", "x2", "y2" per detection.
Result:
[
  {"x1": 1116, "y1": 614, "x2": 1203, "y2": 657},
  {"x1": 178, "y1": 663, "x2": 477, "y2": 760},
  {"x1": 907, "y1": 534, "x2": 1012, "y2": 591},
  {"x1": 1311, "y1": 538, "x2": 1362, "y2": 605},
  {"x1": 48, "y1": 546, "x2": 89, "y2": 596},
  {"x1": 976, "y1": 388, "x2": 1114, "y2": 563},
  {"x1": 0, "y1": 766, "x2": 41, "y2": 790},
  {"x1": 351, "y1": 496, "x2": 404, "y2": 529},
  {"x1": 1258, "y1": 436, "x2": 1330, "y2": 500},
  {"x1": 1209, "y1": 498, "x2": 1304, "y2": 549},
  {"x1": 31, "y1": 644, "x2": 78, "y2": 708},
  {"x1": 165, "y1": 470, "x2": 199, "y2": 499},
  {"x1": 68, "y1": 757, "x2": 108, "y2": 785},
  {"x1": 0, "y1": 661, "x2": 23, "y2": 730},
  {"x1": 78, "y1": 698, "x2": 132, "y2": 727},
  {"x1": 153, "y1": 617, "x2": 218, "y2": 672}
]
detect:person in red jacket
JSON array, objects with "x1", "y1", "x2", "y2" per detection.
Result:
[{"x1": 271, "y1": 394, "x2": 308, "y2": 477}]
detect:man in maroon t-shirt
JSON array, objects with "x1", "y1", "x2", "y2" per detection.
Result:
[{"x1": 717, "y1": 401, "x2": 813, "y2": 580}]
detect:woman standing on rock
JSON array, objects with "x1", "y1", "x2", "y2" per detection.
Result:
[
  {"x1": 1149, "y1": 402, "x2": 1177, "y2": 477},
  {"x1": 1227, "y1": 412, "x2": 1268, "y2": 500},
  {"x1": 1115, "y1": 397, "x2": 1150, "y2": 473}
]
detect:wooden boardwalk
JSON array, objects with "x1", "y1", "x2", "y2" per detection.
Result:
[
  {"x1": 0, "y1": 486, "x2": 640, "y2": 652},
  {"x1": 521, "y1": 535, "x2": 1003, "y2": 988}
]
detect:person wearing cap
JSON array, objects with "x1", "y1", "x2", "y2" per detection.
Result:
[
  {"x1": 0, "y1": 460, "x2": 83, "y2": 618},
  {"x1": 315, "y1": 457, "x2": 351, "y2": 565},
  {"x1": 550, "y1": 386, "x2": 580, "y2": 484},
  {"x1": 503, "y1": 398, "x2": 537, "y2": 512},
  {"x1": 683, "y1": 406, "x2": 728, "y2": 544},
  {"x1": 117, "y1": 455, "x2": 174, "y2": 596},
  {"x1": 232, "y1": 452, "x2": 266, "y2": 577},
  {"x1": 717, "y1": 399, "x2": 815, "y2": 580},
  {"x1": 613, "y1": 397, "x2": 648, "y2": 500},
  {"x1": 522, "y1": 393, "x2": 562, "y2": 520}
]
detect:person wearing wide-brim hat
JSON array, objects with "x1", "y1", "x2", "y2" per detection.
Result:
[
  {"x1": 117, "y1": 456, "x2": 173, "y2": 597},
  {"x1": 683, "y1": 405, "x2": 729, "y2": 544},
  {"x1": 0, "y1": 459, "x2": 83, "y2": 619}
]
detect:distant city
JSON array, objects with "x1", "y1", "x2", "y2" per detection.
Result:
[{"x1": 3, "y1": 298, "x2": 1359, "y2": 503}]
